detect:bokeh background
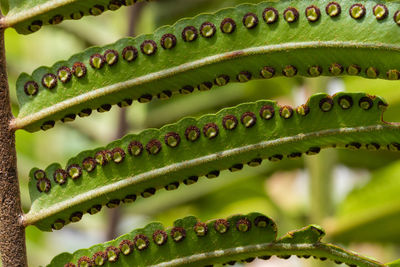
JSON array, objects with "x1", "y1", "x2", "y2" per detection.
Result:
[{"x1": 4, "y1": 0, "x2": 400, "y2": 266}]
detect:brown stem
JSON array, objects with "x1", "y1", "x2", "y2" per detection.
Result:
[{"x1": 0, "y1": 27, "x2": 28, "y2": 267}]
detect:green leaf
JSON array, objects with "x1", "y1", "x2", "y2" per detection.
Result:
[
  {"x1": 23, "y1": 92, "x2": 400, "y2": 231},
  {"x1": 13, "y1": 0, "x2": 400, "y2": 132},
  {"x1": 47, "y1": 212, "x2": 384, "y2": 267},
  {"x1": 1, "y1": 0, "x2": 140, "y2": 34},
  {"x1": 329, "y1": 159, "x2": 400, "y2": 243},
  {"x1": 388, "y1": 259, "x2": 400, "y2": 267}
]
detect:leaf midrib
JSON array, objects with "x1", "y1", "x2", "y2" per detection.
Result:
[
  {"x1": 12, "y1": 41, "x2": 400, "y2": 130},
  {"x1": 23, "y1": 124, "x2": 395, "y2": 226}
]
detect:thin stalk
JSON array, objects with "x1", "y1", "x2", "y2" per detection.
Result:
[{"x1": 0, "y1": 24, "x2": 28, "y2": 267}]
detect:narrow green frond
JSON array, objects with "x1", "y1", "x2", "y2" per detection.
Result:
[
  {"x1": 23, "y1": 92, "x2": 400, "y2": 231},
  {"x1": 1, "y1": 0, "x2": 143, "y2": 34},
  {"x1": 13, "y1": 0, "x2": 400, "y2": 132},
  {"x1": 47, "y1": 213, "x2": 384, "y2": 267}
]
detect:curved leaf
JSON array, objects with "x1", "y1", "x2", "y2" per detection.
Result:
[
  {"x1": 388, "y1": 259, "x2": 400, "y2": 266},
  {"x1": 23, "y1": 92, "x2": 400, "y2": 231},
  {"x1": 13, "y1": 0, "x2": 400, "y2": 132},
  {"x1": 1, "y1": 0, "x2": 142, "y2": 35},
  {"x1": 47, "y1": 213, "x2": 384, "y2": 267}
]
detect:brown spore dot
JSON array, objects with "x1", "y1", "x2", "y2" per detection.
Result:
[
  {"x1": 117, "y1": 98, "x2": 133, "y2": 108},
  {"x1": 229, "y1": 163, "x2": 243, "y2": 172},
  {"x1": 106, "y1": 246, "x2": 120, "y2": 262},
  {"x1": 37, "y1": 178, "x2": 51, "y2": 193},
  {"x1": 57, "y1": 66, "x2": 72, "y2": 83},
  {"x1": 183, "y1": 176, "x2": 198, "y2": 185},
  {"x1": 236, "y1": 218, "x2": 251, "y2": 232},
  {"x1": 194, "y1": 222, "x2": 208, "y2": 237},
  {"x1": 394, "y1": 11, "x2": 400, "y2": 25},
  {"x1": 128, "y1": 141, "x2": 143, "y2": 156},
  {"x1": 182, "y1": 26, "x2": 198, "y2": 42},
  {"x1": 214, "y1": 219, "x2": 230, "y2": 234},
  {"x1": 70, "y1": 212, "x2": 83, "y2": 223},
  {"x1": 338, "y1": 95, "x2": 353, "y2": 109},
  {"x1": 153, "y1": 229, "x2": 168, "y2": 245},
  {"x1": 248, "y1": 158, "x2": 262, "y2": 167},
  {"x1": 170, "y1": 227, "x2": 186, "y2": 242},
  {"x1": 279, "y1": 105, "x2": 294, "y2": 119},
  {"x1": 41, "y1": 73, "x2": 57, "y2": 89},
  {"x1": 97, "y1": 104, "x2": 112, "y2": 113},
  {"x1": 141, "y1": 40, "x2": 157, "y2": 55},
  {"x1": 78, "y1": 108, "x2": 92, "y2": 117},
  {"x1": 367, "y1": 143, "x2": 380, "y2": 151},
  {"x1": 346, "y1": 142, "x2": 362, "y2": 150},
  {"x1": 308, "y1": 65, "x2": 322, "y2": 77},
  {"x1": 87, "y1": 204, "x2": 102, "y2": 215},
  {"x1": 306, "y1": 147, "x2": 321, "y2": 155},
  {"x1": 347, "y1": 64, "x2": 361, "y2": 75},
  {"x1": 214, "y1": 74, "x2": 230, "y2": 86},
  {"x1": 329, "y1": 63, "x2": 344, "y2": 75},
  {"x1": 161, "y1": 33, "x2": 177, "y2": 49},
  {"x1": 24, "y1": 81, "x2": 39, "y2": 96},
  {"x1": 179, "y1": 85, "x2": 194, "y2": 94},
  {"x1": 326, "y1": 2, "x2": 341, "y2": 17},
  {"x1": 350, "y1": 4, "x2": 366, "y2": 19},
  {"x1": 108, "y1": 0, "x2": 122, "y2": 10},
  {"x1": 373, "y1": 4, "x2": 388, "y2": 20},
  {"x1": 260, "y1": 105, "x2": 275, "y2": 120},
  {"x1": 28, "y1": 20, "x2": 42, "y2": 32},
  {"x1": 141, "y1": 188, "x2": 156, "y2": 198},
  {"x1": 52, "y1": 219, "x2": 65, "y2": 231},
  {"x1": 164, "y1": 132, "x2": 181, "y2": 148},
  {"x1": 319, "y1": 97, "x2": 334, "y2": 112},
  {"x1": 165, "y1": 182, "x2": 179, "y2": 191},
  {"x1": 244, "y1": 258, "x2": 255, "y2": 263},
  {"x1": 198, "y1": 81, "x2": 213, "y2": 91},
  {"x1": 134, "y1": 234, "x2": 149, "y2": 251},
  {"x1": 242, "y1": 13, "x2": 259, "y2": 29},
  {"x1": 104, "y1": 49, "x2": 119, "y2": 66},
  {"x1": 72, "y1": 62, "x2": 87, "y2": 78},
  {"x1": 387, "y1": 69, "x2": 400, "y2": 80},
  {"x1": 95, "y1": 150, "x2": 109, "y2": 166},
  {"x1": 119, "y1": 240, "x2": 134, "y2": 255},
  {"x1": 111, "y1": 147, "x2": 125, "y2": 163},
  {"x1": 138, "y1": 94, "x2": 153, "y2": 103},
  {"x1": 106, "y1": 199, "x2": 120, "y2": 209},
  {"x1": 41, "y1": 121, "x2": 55, "y2": 131},
  {"x1": 67, "y1": 164, "x2": 82, "y2": 180},
  {"x1": 296, "y1": 104, "x2": 310, "y2": 116},
  {"x1": 122, "y1": 46, "x2": 138, "y2": 62},
  {"x1": 278, "y1": 255, "x2": 291, "y2": 260},
  {"x1": 288, "y1": 152, "x2": 302, "y2": 159},
  {"x1": 49, "y1": 15, "x2": 63, "y2": 25},
  {"x1": 89, "y1": 53, "x2": 105, "y2": 69},
  {"x1": 122, "y1": 194, "x2": 137, "y2": 203},
  {"x1": 241, "y1": 112, "x2": 257, "y2": 128},
  {"x1": 61, "y1": 114, "x2": 76, "y2": 123},
  {"x1": 185, "y1": 126, "x2": 201, "y2": 142},
  {"x1": 146, "y1": 139, "x2": 162, "y2": 155},
  {"x1": 90, "y1": 5, "x2": 105, "y2": 16},
  {"x1": 206, "y1": 170, "x2": 220, "y2": 179},
  {"x1": 359, "y1": 96, "x2": 373, "y2": 110},
  {"x1": 222, "y1": 115, "x2": 238, "y2": 130},
  {"x1": 34, "y1": 169, "x2": 46, "y2": 180},
  {"x1": 268, "y1": 154, "x2": 283, "y2": 162},
  {"x1": 284, "y1": 7, "x2": 299, "y2": 23},
  {"x1": 263, "y1": 7, "x2": 279, "y2": 24},
  {"x1": 200, "y1": 22, "x2": 216, "y2": 38},
  {"x1": 53, "y1": 169, "x2": 68, "y2": 185},
  {"x1": 92, "y1": 251, "x2": 107, "y2": 266},
  {"x1": 366, "y1": 67, "x2": 379, "y2": 79},
  {"x1": 237, "y1": 71, "x2": 252, "y2": 82},
  {"x1": 77, "y1": 256, "x2": 93, "y2": 267},
  {"x1": 305, "y1": 6, "x2": 321, "y2": 22},
  {"x1": 70, "y1": 11, "x2": 84, "y2": 20},
  {"x1": 282, "y1": 65, "x2": 297, "y2": 77},
  {"x1": 254, "y1": 215, "x2": 273, "y2": 228},
  {"x1": 64, "y1": 263, "x2": 76, "y2": 267},
  {"x1": 220, "y1": 18, "x2": 236, "y2": 33},
  {"x1": 260, "y1": 66, "x2": 275, "y2": 79},
  {"x1": 157, "y1": 90, "x2": 173, "y2": 99},
  {"x1": 203, "y1": 123, "x2": 219, "y2": 139}
]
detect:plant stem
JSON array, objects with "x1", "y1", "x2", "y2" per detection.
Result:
[{"x1": 0, "y1": 26, "x2": 28, "y2": 267}]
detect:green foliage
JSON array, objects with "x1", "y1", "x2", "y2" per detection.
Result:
[
  {"x1": 1, "y1": 0, "x2": 141, "y2": 34},
  {"x1": 13, "y1": 0, "x2": 400, "y2": 132},
  {"x1": 48, "y1": 212, "x2": 383, "y2": 266},
  {"x1": 25, "y1": 92, "x2": 400, "y2": 232}
]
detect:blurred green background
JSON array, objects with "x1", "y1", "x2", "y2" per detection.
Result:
[{"x1": 4, "y1": 0, "x2": 400, "y2": 266}]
